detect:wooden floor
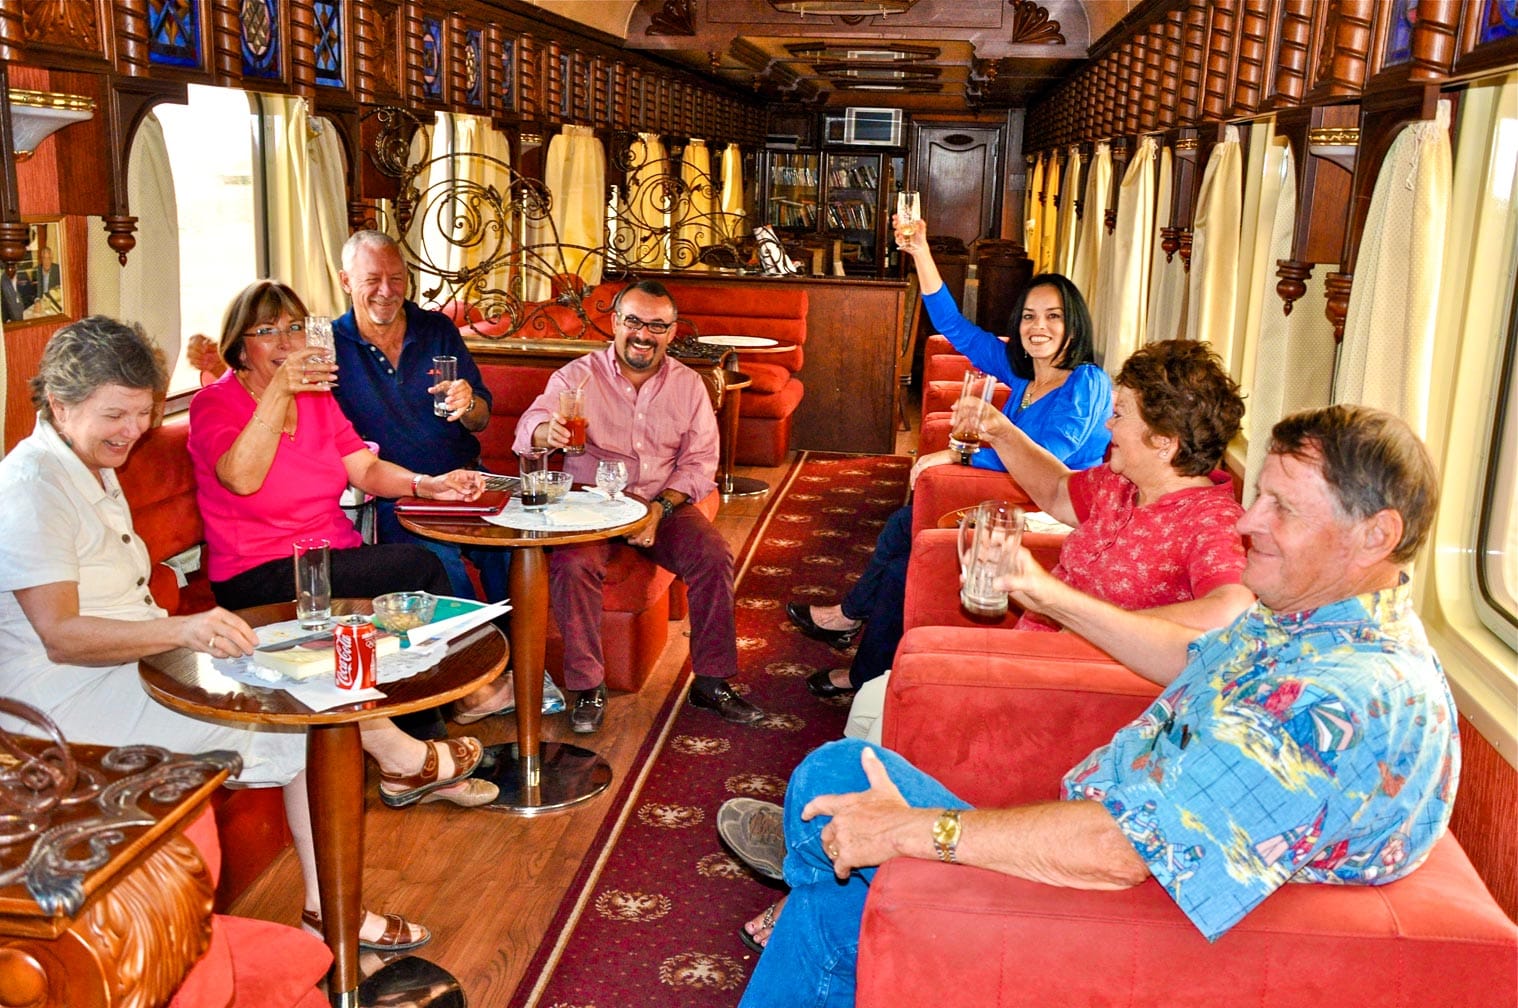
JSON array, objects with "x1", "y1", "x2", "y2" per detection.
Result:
[{"x1": 228, "y1": 423, "x2": 918, "y2": 1003}]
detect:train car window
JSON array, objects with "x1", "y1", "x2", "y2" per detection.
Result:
[
  {"x1": 1476, "y1": 286, "x2": 1518, "y2": 636},
  {"x1": 157, "y1": 85, "x2": 258, "y2": 396}
]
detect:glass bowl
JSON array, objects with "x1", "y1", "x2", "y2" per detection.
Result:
[
  {"x1": 371, "y1": 591, "x2": 437, "y2": 635},
  {"x1": 541, "y1": 470, "x2": 573, "y2": 503}
]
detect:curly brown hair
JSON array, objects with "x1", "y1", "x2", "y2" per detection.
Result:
[{"x1": 1115, "y1": 340, "x2": 1244, "y2": 476}]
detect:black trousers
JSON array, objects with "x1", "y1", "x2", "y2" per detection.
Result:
[{"x1": 212, "y1": 543, "x2": 455, "y2": 738}]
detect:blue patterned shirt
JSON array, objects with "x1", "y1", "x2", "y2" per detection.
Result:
[{"x1": 1062, "y1": 578, "x2": 1458, "y2": 940}]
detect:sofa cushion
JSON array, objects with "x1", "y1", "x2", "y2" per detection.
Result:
[
  {"x1": 737, "y1": 379, "x2": 804, "y2": 419},
  {"x1": 737, "y1": 361, "x2": 794, "y2": 395}
]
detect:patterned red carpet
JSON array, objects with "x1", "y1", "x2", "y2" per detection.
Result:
[{"x1": 509, "y1": 451, "x2": 911, "y2": 1008}]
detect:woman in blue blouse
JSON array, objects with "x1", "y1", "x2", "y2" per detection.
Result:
[{"x1": 789, "y1": 217, "x2": 1113, "y2": 698}]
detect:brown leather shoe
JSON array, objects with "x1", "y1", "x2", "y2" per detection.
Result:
[
  {"x1": 571, "y1": 685, "x2": 607, "y2": 734},
  {"x1": 689, "y1": 681, "x2": 764, "y2": 724}
]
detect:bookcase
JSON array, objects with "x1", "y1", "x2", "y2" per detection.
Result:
[{"x1": 760, "y1": 148, "x2": 906, "y2": 278}]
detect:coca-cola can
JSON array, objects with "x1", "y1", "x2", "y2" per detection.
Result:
[{"x1": 333, "y1": 614, "x2": 377, "y2": 690}]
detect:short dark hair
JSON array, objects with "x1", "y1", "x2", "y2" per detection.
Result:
[
  {"x1": 611, "y1": 279, "x2": 678, "y2": 319},
  {"x1": 1269, "y1": 405, "x2": 1439, "y2": 564},
  {"x1": 1116, "y1": 340, "x2": 1244, "y2": 476},
  {"x1": 219, "y1": 280, "x2": 311, "y2": 371},
  {"x1": 1003, "y1": 273, "x2": 1097, "y2": 381},
  {"x1": 30, "y1": 316, "x2": 166, "y2": 423}
]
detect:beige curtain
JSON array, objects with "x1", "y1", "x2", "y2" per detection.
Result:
[
  {"x1": 676, "y1": 138, "x2": 716, "y2": 270},
  {"x1": 1039, "y1": 152, "x2": 1060, "y2": 272},
  {"x1": 1145, "y1": 144, "x2": 1183, "y2": 343},
  {"x1": 1100, "y1": 136, "x2": 1158, "y2": 374},
  {"x1": 1053, "y1": 144, "x2": 1082, "y2": 276},
  {"x1": 87, "y1": 110, "x2": 181, "y2": 376},
  {"x1": 623, "y1": 131, "x2": 670, "y2": 273},
  {"x1": 1236, "y1": 123, "x2": 1288, "y2": 400},
  {"x1": 1025, "y1": 153, "x2": 1045, "y2": 267},
  {"x1": 719, "y1": 143, "x2": 746, "y2": 242},
  {"x1": 521, "y1": 125, "x2": 607, "y2": 298},
  {"x1": 1334, "y1": 101, "x2": 1452, "y2": 437},
  {"x1": 1187, "y1": 126, "x2": 1242, "y2": 359},
  {"x1": 1069, "y1": 142, "x2": 1111, "y2": 305},
  {"x1": 1242, "y1": 140, "x2": 1336, "y2": 497},
  {"x1": 254, "y1": 94, "x2": 346, "y2": 315}
]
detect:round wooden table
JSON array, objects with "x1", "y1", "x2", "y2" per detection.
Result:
[
  {"x1": 717, "y1": 369, "x2": 768, "y2": 499},
  {"x1": 399, "y1": 496, "x2": 653, "y2": 815},
  {"x1": 139, "y1": 599, "x2": 507, "y2": 1008}
]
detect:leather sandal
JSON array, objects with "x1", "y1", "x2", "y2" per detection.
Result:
[
  {"x1": 739, "y1": 901, "x2": 780, "y2": 954},
  {"x1": 301, "y1": 908, "x2": 432, "y2": 952},
  {"x1": 378, "y1": 737, "x2": 484, "y2": 808}
]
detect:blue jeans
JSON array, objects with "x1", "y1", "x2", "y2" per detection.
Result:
[
  {"x1": 840, "y1": 504, "x2": 913, "y2": 688},
  {"x1": 738, "y1": 739, "x2": 968, "y2": 1008},
  {"x1": 375, "y1": 499, "x2": 510, "y2": 602}
]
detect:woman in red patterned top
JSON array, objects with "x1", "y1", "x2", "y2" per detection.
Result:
[{"x1": 976, "y1": 338, "x2": 1255, "y2": 636}]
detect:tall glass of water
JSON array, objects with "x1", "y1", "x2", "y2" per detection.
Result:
[
  {"x1": 293, "y1": 537, "x2": 332, "y2": 628},
  {"x1": 432, "y1": 356, "x2": 458, "y2": 418}
]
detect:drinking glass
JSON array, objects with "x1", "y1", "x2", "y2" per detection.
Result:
[
  {"x1": 431, "y1": 356, "x2": 458, "y2": 418},
  {"x1": 595, "y1": 459, "x2": 628, "y2": 499},
  {"x1": 559, "y1": 388, "x2": 588, "y2": 455},
  {"x1": 517, "y1": 447, "x2": 550, "y2": 510},
  {"x1": 895, "y1": 190, "x2": 920, "y2": 246},
  {"x1": 305, "y1": 315, "x2": 334, "y2": 363},
  {"x1": 957, "y1": 501, "x2": 1025, "y2": 619},
  {"x1": 948, "y1": 369, "x2": 997, "y2": 456},
  {"x1": 293, "y1": 537, "x2": 332, "y2": 629}
]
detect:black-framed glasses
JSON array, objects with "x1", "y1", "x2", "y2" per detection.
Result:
[
  {"x1": 245, "y1": 322, "x2": 306, "y2": 342},
  {"x1": 617, "y1": 314, "x2": 674, "y2": 335}
]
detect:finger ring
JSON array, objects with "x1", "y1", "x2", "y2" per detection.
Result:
[
  {"x1": 828, "y1": 845, "x2": 840, "y2": 858},
  {"x1": 208, "y1": 634, "x2": 218, "y2": 649}
]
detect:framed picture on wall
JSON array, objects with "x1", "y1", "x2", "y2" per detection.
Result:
[{"x1": 3, "y1": 217, "x2": 67, "y2": 327}]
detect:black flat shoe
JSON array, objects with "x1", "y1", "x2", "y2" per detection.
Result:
[
  {"x1": 805, "y1": 668, "x2": 856, "y2": 699},
  {"x1": 786, "y1": 602, "x2": 862, "y2": 651},
  {"x1": 689, "y1": 682, "x2": 765, "y2": 724}
]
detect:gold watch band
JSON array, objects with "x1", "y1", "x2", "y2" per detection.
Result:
[{"x1": 931, "y1": 808, "x2": 962, "y2": 864}]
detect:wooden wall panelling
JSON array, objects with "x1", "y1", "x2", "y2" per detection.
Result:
[
  {"x1": 1271, "y1": 103, "x2": 1356, "y2": 316},
  {"x1": 354, "y1": 0, "x2": 403, "y2": 103},
  {"x1": 206, "y1": 0, "x2": 243, "y2": 86},
  {"x1": 518, "y1": 33, "x2": 542, "y2": 122},
  {"x1": 1324, "y1": 85, "x2": 1440, "y2": 342},
  {"x1": 1309, "y1": 0, "x2": 1375, "y2": 99},
  {"x1": 592, "y1": 55, "x2": 610, "y2": 130},
  {"x1": 544, "y1": 40, "x2": 564, "y2": 124},
  {"x1": 1115, "y1": 48, "x2": 1135, "y2": 136},
  {"x1": 1177, "y1": 0, "x2": 1207, "y2": 124},
  {"x1": 1156, "y1": 13, "x2": 1182, "y2": 131},
  {"x1": 444, "y1": 16, "x2": 466, "y2": 112},
  {"x1": 1450, "y1": 714, "x2": 1518, "y2": 921},
  {"x1": 1200, "y1": 2, "x2": 1238, "y2": 122},
  {"x1": 1137, "y1": 27, "x2": 1162, "y2": 133},
  {"x1": 1273, "y1": 0, "x2": 1316, "y2": 107},
  {"x1": 1233, "y1": 0, "x2": 1279, "y2": 116}
]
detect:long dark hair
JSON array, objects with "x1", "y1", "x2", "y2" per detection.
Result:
[{"x1": 1003, "y1": 273, "x2": 1096, "y2": 381}]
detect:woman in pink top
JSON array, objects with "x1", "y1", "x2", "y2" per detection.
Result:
[{"x1": 189, "y1": 281, "x2": 514, "y2": 949}]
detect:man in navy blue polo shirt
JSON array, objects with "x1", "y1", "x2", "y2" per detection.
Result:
[{"x1": 330, "y1": 229, "x2": 509, "y2": 604}]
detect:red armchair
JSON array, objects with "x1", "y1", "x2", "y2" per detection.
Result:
[{"x1": 857, "y1": 628, "x2": 1518, "y2": 1008}]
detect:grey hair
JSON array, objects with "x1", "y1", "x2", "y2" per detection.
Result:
[
  {"x1": 341, "y1": 229, "x2": 402, "y2": 272},
  {"x1": 29, "y1": 316, "x2": 167, "y2": 423}
]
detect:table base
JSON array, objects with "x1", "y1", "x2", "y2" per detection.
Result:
[
  {"x1": 474, "y1": 741, "x2": 612, "y2": 814},
  {"x1": 721, "y1": 475, "x2": 770, "y2": 499},
  {"x1": 346, "y1": 955, "x2": 463, "y2": 1007}
]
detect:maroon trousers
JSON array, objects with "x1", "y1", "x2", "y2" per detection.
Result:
[{"x1": 548, "y1": 503, "x2": 737, "y2": 690}]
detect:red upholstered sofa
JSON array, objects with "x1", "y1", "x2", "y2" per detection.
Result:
[
  {"x1": 855, "y1": 628, "x2": 1518, "y2": 1007},
  {"x1": 455, "y1": 278, "x2": 808, "y2": 466}
]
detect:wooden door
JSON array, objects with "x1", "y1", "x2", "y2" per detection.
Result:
[{"x1": 909, "y1": 123, "x2": 1005, "y2": 247}]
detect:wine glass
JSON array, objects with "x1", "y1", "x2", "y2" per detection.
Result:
[
  {"x1": 305, "y1": 315, "x2": 334, "y2": 363},
  {"x1": 595, "y1": 460, "x2": 628, "y2": 499}
]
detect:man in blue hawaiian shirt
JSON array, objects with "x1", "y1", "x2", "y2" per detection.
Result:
[{"x1": 737, "y1": 405, "x2": 1455, "y2": 1008}]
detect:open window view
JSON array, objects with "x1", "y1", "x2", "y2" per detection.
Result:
[{"x1": 0, "y1": 4, "x2": 1515, "y2": 1007}]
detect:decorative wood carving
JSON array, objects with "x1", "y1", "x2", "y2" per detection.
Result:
[
  {"x1": 1233, "y1": 0, "x2": 1274, "y2": 115},
  {"x1": 1408, "y1": 0, "x2": 1461, "y2": 82},
  {"x1": 1201, "y1": 3, "x2": 1237, "y2": 121},
  {"x1": 647, "y1": 0, "x2": 696, "y2": 37},
  {"x1": 1274, "y1": 0, "x2": 1315, "y2": 107},
  {"x1": 101, "y1": 215, "x2": 137, "y2": 265},
  {"x1": 22, "y1": 0, "x2": 101, "y2": 54},
  {"x1": 1156, "y1": 14, "x2": 1182, "y2": 130},
  {"x1": 1008, "y1": 1, "x2": 1064, "y2": 45},
  {"x1": 354, "y1": 0, "x2": 401, "y2": 101},
  {"x1": 1177, "y1": 0, "x2": 1207, "y2": 124},
  {"x1": 1178, "y1": 229, "x2": 1193, "y2": 272},
  {"x1": 1324, "y1": 270, "x2": 1354, "y2": 343},
  {"x1": 207, "y1": 0, "x2": 240, "y2": 86},
  {"x1": 1160, "y1": 225, "x2": 1179, "y2": 263},
  {"x1": 1274, "y1": 257, "x2": 1313, "y2": 315},
  {"x1": 1313, "y1": 0, "x2": 1375, "y2": 97},
  {"x1": 1137, "y1": 27, "x2": 1161, "y2": 133}
]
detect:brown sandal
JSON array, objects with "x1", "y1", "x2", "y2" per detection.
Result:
[
  {"x1": 378, "y1": 737, "x2": 484, "y2": 808},
  {"x1": 301, "y1": 908, "x2": 431, "y2": 952}
]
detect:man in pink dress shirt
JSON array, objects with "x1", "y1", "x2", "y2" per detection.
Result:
[{"x1": 515, "y1": 279, "x2": 764, "y2": 733}]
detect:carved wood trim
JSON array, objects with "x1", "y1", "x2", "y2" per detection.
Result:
[
  {"x1": 1311, "y1": 0, "x2": 1375, "y2": 99},
  {"x1": 1233, "y1": 0, "x2": 1275, "y2": 115},
  {"x1": 1273, "y1": 0, "x2": 1315, "y2": 107},
  {"x1": 1201, "y1": 3, "x2": 1237, "y2": 122},
  {"x1": 1324, "y1": 270, "x2": 1353, "y2": 344},
  {"x1": 1177, "y1": 0, "x2": 1207, "y2": 124},
  {"x1": 1009, "y1": 1, "x2": 1065, "y2": 45},
  {"x1": 647, "y1": 0, "x2": 695, "y2": 37}
]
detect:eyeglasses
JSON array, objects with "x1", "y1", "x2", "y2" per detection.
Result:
[
  {"x1": 617, "y1": 314, "x2": 674, "y2": 336},
  {"x1": 245, "y1": 322, "x2": 306, "y2": 342}
]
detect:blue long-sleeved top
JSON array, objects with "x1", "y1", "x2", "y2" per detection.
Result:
[{"x1": 923, "y1": 284, "x2": 1112, "y2": 471}]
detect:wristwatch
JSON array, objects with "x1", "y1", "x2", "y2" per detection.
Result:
[
  {"x1": 656, "y1": 495, "x2": 678, "y2": 518},
  {"x1": 956, "y1": 449, "x2": 972, "y2": 465},
  {"x1": 931, "y1": 808, "x2": 962, "y2": 863}
]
